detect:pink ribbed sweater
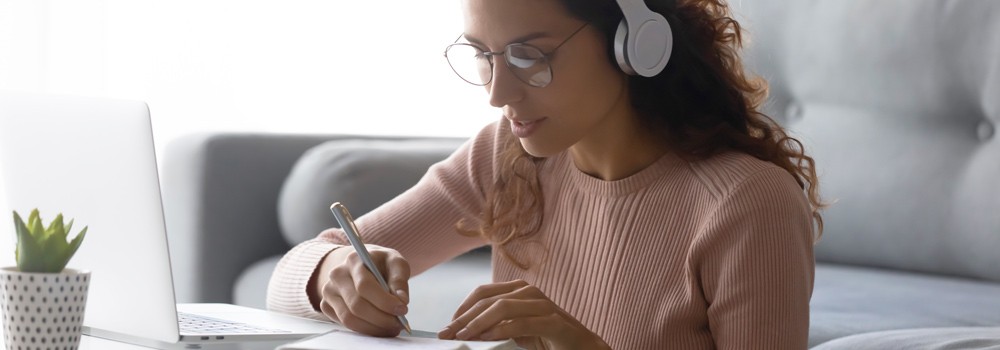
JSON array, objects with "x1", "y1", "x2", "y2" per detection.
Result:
[{"x1": 267, "y1": 121, "x2": 815, "y2": 349}]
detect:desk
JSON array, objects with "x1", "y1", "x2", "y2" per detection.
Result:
[
  {"x1": 1, "y1": 335, "x2": 150, "y2": 349},
  {"x1": 0, "y1": 335, "x2": 293, "y2": 349}
]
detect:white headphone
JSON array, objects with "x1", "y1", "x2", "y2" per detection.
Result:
[{"x1": 613, "y1": 0, "x2": 673, "y2": 77}]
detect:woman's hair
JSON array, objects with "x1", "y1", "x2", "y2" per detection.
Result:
[{"x1": 457, "y1": 0, "x2": 826, "y2": 268}]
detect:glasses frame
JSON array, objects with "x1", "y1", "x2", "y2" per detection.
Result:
[{"x1": 444, "y1": 23, "x2": 589, "y2": 88}]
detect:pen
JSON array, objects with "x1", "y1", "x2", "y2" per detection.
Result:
[{"x1": 329, "y1": 202, "x2": 413, "y2": 335}]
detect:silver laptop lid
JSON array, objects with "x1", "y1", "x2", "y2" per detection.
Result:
[{"x1": 0, "y1": 92, "x2": 181, "y2": 343}]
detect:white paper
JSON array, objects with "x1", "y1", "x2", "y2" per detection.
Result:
[{"x1": 276, "y1": 330, "x2": 517, "y2": 350}]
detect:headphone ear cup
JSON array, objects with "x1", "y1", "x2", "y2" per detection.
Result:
[
  {"x1": 632, "y1": 17, "x2": 672, "y2": 76},
  {"x1": 613, "y1": 19, "x2": 637, "y2": 75},
  {"x1": 613, "y1": 1, "x2": 673, "y2": 77}
]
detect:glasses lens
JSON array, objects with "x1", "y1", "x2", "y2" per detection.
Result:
[
  {"x1": 506, "y1": 44, "x2": 551, "y2": 87},
  {"x1": 445, "y1": 44, "x2": 491, "y2": 86}
]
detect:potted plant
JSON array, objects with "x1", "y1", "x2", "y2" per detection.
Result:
[{"x1": 1, "y1": 209, "x2": 88, "y2": 350}]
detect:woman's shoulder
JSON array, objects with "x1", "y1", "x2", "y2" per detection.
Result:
[
  {"x1": 683, "y1": 151, "x2": 799, "y2": 201},
  {"x1": 429, "y1": 119, "x2": 509, "y2": 192},
  {"x1": 461, "y1": 119, "x2": 506, "y2": 159},
  {"x1": 435, "y1": 119, "x2": 503, "y2": 167}
]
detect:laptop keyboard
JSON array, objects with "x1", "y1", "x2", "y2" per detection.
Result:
[{"x1": 178, "y1": 312, "x2": 291, "y2": 335}]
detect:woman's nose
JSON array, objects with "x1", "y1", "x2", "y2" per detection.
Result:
[{"x1": 487, "y1": 57, "x2": 524, "y2": 108}]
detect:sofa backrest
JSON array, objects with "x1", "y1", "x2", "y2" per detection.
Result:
[
  {"x1": 735, "y1": 0, "x2": 1000, "y2": 281},
  {"x1": 278, "y1": 138, "x2": 465, "y2": 246}
]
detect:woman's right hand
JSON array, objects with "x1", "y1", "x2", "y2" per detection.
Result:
[{"x1": 314, "y1": 244, "x2": 411, "y2": 337}]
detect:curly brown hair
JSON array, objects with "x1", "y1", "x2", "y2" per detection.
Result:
[{"x1": 458, "y1": 0, "x2": 826, "y2": 268}]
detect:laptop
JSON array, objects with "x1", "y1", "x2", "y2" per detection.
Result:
[{"x1": 0, "y1": 92, "x2": 339, "y2": 348}]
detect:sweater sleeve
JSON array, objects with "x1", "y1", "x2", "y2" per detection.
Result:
[
  {"x1": 693, "y1": 166, "x2": 815, "y2": 349},
  {"x1": 266, "y1": 121, "x2": 504, "y2": 318}
]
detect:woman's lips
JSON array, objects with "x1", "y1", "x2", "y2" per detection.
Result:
[{"x1": 509, "y1": 117, "x2": 546, "y2": 138}]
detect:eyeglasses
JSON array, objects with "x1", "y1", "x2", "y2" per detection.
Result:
[{"x1": 443, "y1": 23, "x2": 588, "y2": 88}]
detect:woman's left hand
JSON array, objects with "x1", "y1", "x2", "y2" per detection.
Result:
[{"x1": 437, "y1": 280, "x2": 610, "y2": 350}]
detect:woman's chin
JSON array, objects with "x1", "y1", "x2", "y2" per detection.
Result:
[{"x1": 519, "y1": 139, "x2": 563, "y2": 158}]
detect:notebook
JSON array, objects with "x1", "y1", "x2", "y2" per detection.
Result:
[
  {"x1": 0, "y1": 92, "x2": 337, "y2": 347},
  {"x1": 277, "y1": 329, "x2": 518, "y2": 350}
]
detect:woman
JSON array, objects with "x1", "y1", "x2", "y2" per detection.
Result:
[{"x1": 267, "y1": 0, "x2": 824, "y2": 348}]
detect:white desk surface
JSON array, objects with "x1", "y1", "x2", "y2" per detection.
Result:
[
  {"x1": 0, "y1": 335, "x2": 293, "y2": 349},
  {"x1": 1, "y1": 335, "x2": 149, "y2": 349}
]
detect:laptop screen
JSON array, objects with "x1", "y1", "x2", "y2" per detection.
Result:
[{"x1": 0, "y1": 92, "x2": 182, "y2": 343}]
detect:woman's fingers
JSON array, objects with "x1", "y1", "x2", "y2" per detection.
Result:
[
  {"x1": 322, "y1": 295, "x2": 400, "y2": 337},
  {"x1": 479, "y1": 315, "x2": 561, "y2": 341},
  {"x1": 348, "y1": 257, "x2": 408, "y2": 316},
  {"x1": 451, "y1": 280, "x2": 530, "y2": 320},
  {"x1": 340, "y1": 280, "x2": 407, "y2": 329},
  {"x1": 441, "y1": 282, "x2": 552, "y2": 340},
  {"x1": 454, "y1": 299, "x2": 552, "y2": 340},
  {"x1": 385, "y1": 254, "x2": 411, "y2": 304},
  {"x1": 321, "y1": 276, "x2": 402, "y2": 334},
  {"x1": 437, "y1": 280, "x2": 604, "y2": 348},
  {"x1": 318, "y1": 292, "x2": 341, "y2": 324},
  {"x1": 319, "y1": 245, "x2": 411, "y2": 337}
]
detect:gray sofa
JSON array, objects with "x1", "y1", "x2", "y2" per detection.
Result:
[{"x1": 161, "y1": 0, "x2": 1000, "y2": 348}]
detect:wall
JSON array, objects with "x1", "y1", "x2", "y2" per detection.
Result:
[{"x1": 0, "y1": 0, "x2": 503, "y2": 260}]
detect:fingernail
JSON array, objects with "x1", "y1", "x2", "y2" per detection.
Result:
[
  {"x1": 437, "y1": 326, "x2": 454, "y2": 339},
  {"x1": 455, "y1": 328, "x2": 471, "y2": 340},
  {"x1": 394, "y1": 305, "x2": 408, "y2": 316},
  {"x1": 396, "y1": 289, "x2": 409, "y2": 304}
]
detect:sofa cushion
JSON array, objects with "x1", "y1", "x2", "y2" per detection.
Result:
[
  {"x1": 234, "y1": 255, "x2": 284, "y2": 309},
  {"x1": 812, "y1": 327, "x2": 1000, "y2": 350},
  {"x1": 810, "y1": 264, "x2": 1000, "y2": 347},
  {"x1": 277, "y1": 138, "x2": 464, "y2": 246},
  {"x1": 734, "y1": 0, "x2": 1000, "y2": 282}
]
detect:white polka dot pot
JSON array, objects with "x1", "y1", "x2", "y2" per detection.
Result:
[{"x1": 0, "y1": 267, "x2": 90, "y2": 350}]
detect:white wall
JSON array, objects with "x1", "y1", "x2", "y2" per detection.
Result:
[{"x1": 0, "y1": 0, "x2": 500, "y2": 265}]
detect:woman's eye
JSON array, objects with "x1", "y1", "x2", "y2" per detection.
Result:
[{"x1": 507, "y1": 56, "x2": 538, "y2": 69}]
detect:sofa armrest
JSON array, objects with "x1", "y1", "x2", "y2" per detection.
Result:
[{"x1": 161, "y1": 133, "x2": 356, "y2": 303}]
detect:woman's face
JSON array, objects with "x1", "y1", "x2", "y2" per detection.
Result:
[{"x1": 460, "y1": 0, "x2": 631, "y2": 157}]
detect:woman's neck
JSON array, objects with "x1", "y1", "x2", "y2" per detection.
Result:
[{"x1": 568, "y1": 108, "x2": 670, "y2": 181}]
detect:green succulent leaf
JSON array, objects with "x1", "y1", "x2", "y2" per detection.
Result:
[
  {"x1": 61, "y1": 226, "x2": 88, "y2": 271},
  {"x1": 13, "y1": 212, "x2": 31, "y2": 265},
  {"x1": 12, "y1": 209, "x2": 88, "y2": 273},
  {"x1": 41, "y1": 228, "x2": 69, "y2": 271},
  {"x1": 14, "y1": 211, "x2": 46, "y2": 272},
  {"x1": 46, "y1": 214, "x2": 65, "y2": 240},
  {"x1": 28, "y1": 209, "x2": 42, "y2": 234},
  {"x1": 27, "y1": 209, "x2": 38, "y2": 225},
  {"x1": 64, "y1": 219, "x2": 75, "y2": 238}
]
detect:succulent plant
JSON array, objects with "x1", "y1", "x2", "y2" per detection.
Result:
[{"x1": 12, "y1": 209, "x2": 87, "y2": 273}]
